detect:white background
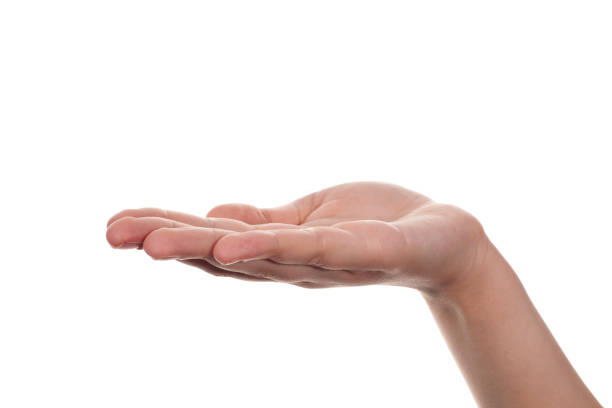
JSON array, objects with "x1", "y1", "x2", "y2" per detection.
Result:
[{"x1": 1, "y1": 1, "x2": 610, "y2": 406}]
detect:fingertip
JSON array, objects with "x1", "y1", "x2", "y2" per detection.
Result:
[
  {"x1": 106, "y1": 216, "x2": 136, "y2": 248},
  {"x1": 107, "y1": 210, "x2": 130, "y2": 227},
  {"x1": 106, "y1": 214, "x2": 118, "y2": 228},
  {"x1": 142, "y1": 228, "x2": 174, "y2": 260},
  {"x1": 106, "y1": 213, "x2": 136, "y2": 229},
  {"x1": 211, "y1": 233, "x2": 238, "y2": 265},
  {"x1": 206, "y1": 203, "x2": 238, "y2": 218}
]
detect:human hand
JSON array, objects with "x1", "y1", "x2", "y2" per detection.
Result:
[{"x1": 106, "y1": 181, "x2": 489, "y2": 292}]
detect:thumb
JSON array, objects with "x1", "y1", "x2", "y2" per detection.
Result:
[
  {"x1": 206, "y1": 191, "x2": 320, "y2": 225},
  {"x1": 206, "y1": 203, "x2": 269, "y2": 224}
]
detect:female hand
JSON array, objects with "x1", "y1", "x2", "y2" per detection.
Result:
[
  {"x1": 106, "y1": 181, "x2": 488, "y2": 292},
  {"x1": 106, "y1": 181, "x2": 603, "y2": 407}
]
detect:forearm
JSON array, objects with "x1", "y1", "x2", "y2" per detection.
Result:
[{"x1": 422, "y1": 238, "x2": 601, "y2": 407}]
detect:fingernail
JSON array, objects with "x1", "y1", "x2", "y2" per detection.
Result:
[
  {"x1": 219, "y1": 259, "x2": 240, "y2": 265},
  {"x1": 220, "y1": 257, "x2": 261, "y2": 265},
  {"x1": 152, "y1": 255, "x2": 177, "y2": 260},
  {"x1": 115, "y1": 242, "x2": 140, "y2": 249}
]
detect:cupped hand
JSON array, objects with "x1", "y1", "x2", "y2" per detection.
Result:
[{"x1": 106, "y1": 181, "x2": 488, "y2": 291}]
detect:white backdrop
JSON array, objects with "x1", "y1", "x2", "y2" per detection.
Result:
[{"x1": 1, "y1": 1, "x2": 610, "y2": 406}]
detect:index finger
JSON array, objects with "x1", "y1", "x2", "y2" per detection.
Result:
[{"x1": 212, "y1": 221, "x2": 409, "y2": 272}]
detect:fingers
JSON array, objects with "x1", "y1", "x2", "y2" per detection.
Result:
[
  {"x1": 211, "y1": 221, "x2": 409, "y2": 272},
  {"x1": 106, "y1": 213, "x2": 302, "y2": 254},
  {"x1": 206, "y1": 190, "x2": 324, "y2": 225},
  {"x1": 107, "y1": 208, "x2": 253, "y2": 231},
  {"x1": 205, "y1": 257, "x2": 357, "y2": 285},
  {"x1": 140, "y1": 227, "x2": 383, "y2": 285},
  {"x1": 108, "y1": 207, "x2": 301, "y2": 232},
  {"x1": 108, "y1": 219, "x2": 392, "y2": 287},
  {"x1": 106, "y1": 216, "x2": 191, "y2": 248},
  {"x1": 141, "y1": 226, "x2": 230, "y2": 259},
  {"x1": 179, "y1": 259, "x2": 354, "y2": 288},
  {"x1": 177, "y1": 259, "x2": 272, "y2": 282},
  {"x1": 139, "y1": 225, "x2": 309, "y2": 260},
  {"x1": 211, "y1": 257, "x2": 380, "y2": 287},
  {"x1": 212, "y1": 227, "x2": 351, "y2": 267}
]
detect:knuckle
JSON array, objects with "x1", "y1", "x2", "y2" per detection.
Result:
[
  {"x1": 304, "y1": 227, "x2": 325, "y2": 266},
  {"x1": 444, "y1": 204, "x2": 485, "y2": 239}
]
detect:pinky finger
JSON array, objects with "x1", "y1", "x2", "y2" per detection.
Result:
[{"x1": 177, "y1": 259, "x2": 271, "y2": 282}]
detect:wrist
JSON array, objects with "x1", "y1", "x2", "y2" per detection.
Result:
[
  {"x1": 419, "y1": 234, "x2": 602, "y2": 408},
  {"x1": 420, "y1": 234, "x2": 516, "y2": 309}
]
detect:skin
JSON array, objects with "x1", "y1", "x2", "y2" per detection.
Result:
[{"x1": 106, "y1": 181, "x2": 602, "y2": 407}]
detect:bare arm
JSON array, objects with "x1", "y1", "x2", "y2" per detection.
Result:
[
  {"x1": 106, "y1": 181, "x2": 602, "y2": 407},
  {"x1": 424, "y1": 238, "x2": 601, "y2": 407}
]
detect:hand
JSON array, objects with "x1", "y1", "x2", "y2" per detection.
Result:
[{"x1": 106, "y1": 181, "x2": 488, "y2": 292}]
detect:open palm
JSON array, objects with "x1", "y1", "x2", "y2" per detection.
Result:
[{"x1": 106, "y1": 181, "x2": 487, "y2": 290}]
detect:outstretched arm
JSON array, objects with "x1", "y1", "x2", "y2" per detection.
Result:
[
  {"x1": 106, "y1": 181, "x2": 601, "y2": 407},
  {"x1": 422, "y1": 237, "x2": 600, "y2": 407}
]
